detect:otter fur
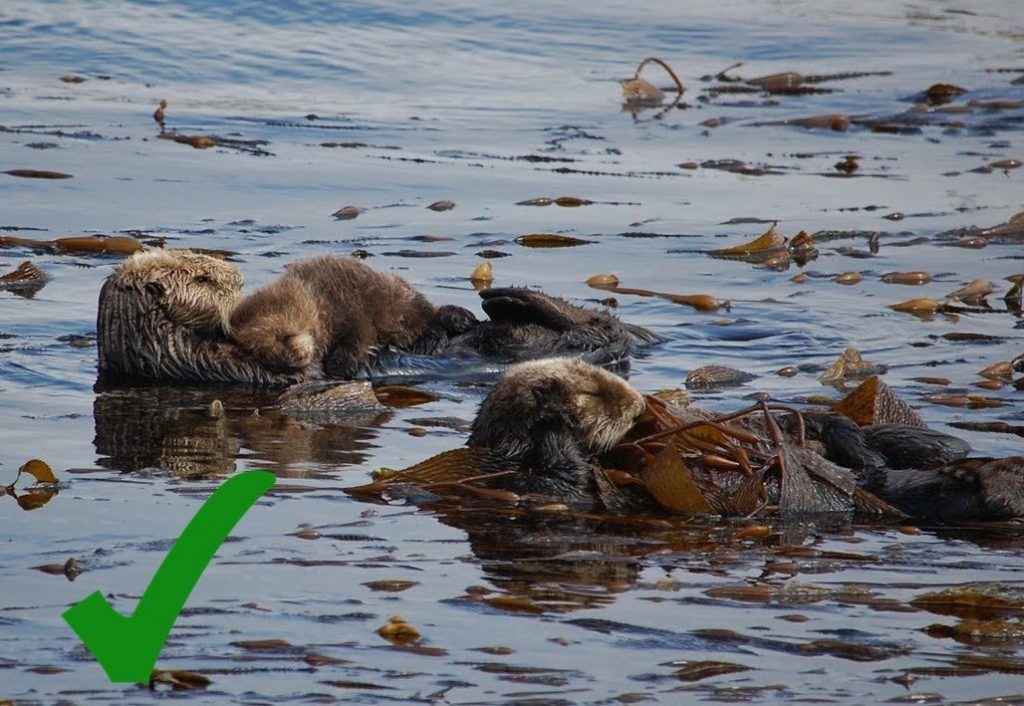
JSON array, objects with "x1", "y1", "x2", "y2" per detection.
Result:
[
  {"x1": 97, "y1": 250, "x2": 660, "y2": 385},
  {"x1": 468, "y1": 358, "x2": 645, "y2": 506},
  {"x1": 229, "y1": 255, "x2": 452, "y2": 378},
  {"x1": 446, "y1": 287, "x2": 661, "y2": 365},
  {"x1": 97, "y1": 249, "x2": 302, "y2": 385}
]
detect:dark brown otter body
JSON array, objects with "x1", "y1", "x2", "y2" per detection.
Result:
[
  {"x1": 467, "y1": 358, "x2": 645, "y2": 507},
  {"x1": 97, "y1": 249, "x2": 302, "y2": 385},
  {"x1": 869, "y1": 457, "x2": 1024, "y2": 522},
  {"x1": 442, "y1": 287, "x2": 661, "y2": 365},
  {"x1": 790, "y1": 410, "x2": 1024, "y2": 522}
]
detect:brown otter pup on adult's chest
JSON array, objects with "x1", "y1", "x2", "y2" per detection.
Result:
[{"x1": 229, "y1": 255, "x2": 471, "y2": 379}]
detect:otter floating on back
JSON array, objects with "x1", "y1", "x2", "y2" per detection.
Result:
[
  {"x1": 97, "y1": 249, "x2": 661, "y2": 386},
  {"x1": 464, "y1": 361, "x2": 1024, "y2": 522},
  {"x1": 97, "y1": 249, "x2": 303, "y2": 385}
]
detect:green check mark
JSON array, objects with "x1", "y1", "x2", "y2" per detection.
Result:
[{"x1": 63, "y1": 470, "x2": 275, "y2": 682}]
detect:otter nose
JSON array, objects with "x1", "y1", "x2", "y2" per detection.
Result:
[{"x1": 633, "y1": 395, "x2": 646, "y2": 419}]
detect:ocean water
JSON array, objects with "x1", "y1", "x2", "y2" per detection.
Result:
[{"x1": 1, "y1": 1, "x2": 1023, "y2": 702}]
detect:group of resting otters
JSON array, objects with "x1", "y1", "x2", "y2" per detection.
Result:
[{"x1": 96, "y1": 249, "x2": 1024, "y2": 524}]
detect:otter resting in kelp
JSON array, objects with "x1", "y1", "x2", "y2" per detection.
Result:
[
  {"x1": 449, "y1": 362, "x2": 1024, "y2": 523},
  {"x1": 467, "y1": 358, "x2": 646, "y2": 507},
  {"x1": 97, "y1": 249, "x2": 660, "y2": 385}
]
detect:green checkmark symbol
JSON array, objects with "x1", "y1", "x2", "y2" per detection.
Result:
[{"x1": 63, "y1": 470, "x2": 276, "y2": 682}]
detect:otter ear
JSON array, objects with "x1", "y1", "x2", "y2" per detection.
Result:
[{"x1": 145, "y1": 281, "x2": 165, "y2": 298}]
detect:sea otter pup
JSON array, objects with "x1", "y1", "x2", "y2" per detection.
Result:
[
  {"x1": 97, "y1": 249, "x2": 302, "y2": 385},
  {"x1": 229, "y1": 255, "x2": 474, "y2": 378},
  {"x1": 467, "y1": 358, "x2": 645, "y2": 507}
]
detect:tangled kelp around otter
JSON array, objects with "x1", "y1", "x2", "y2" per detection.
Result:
[
  {"x1": 353, "y1": 364, "x2": 1024, "y2": 524},
  {"x1": 97, "y1": 249, "x2": 660, "y2": 385}
]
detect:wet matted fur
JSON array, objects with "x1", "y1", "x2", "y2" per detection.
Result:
[
  {"x1": 97, "y1": 249, "x2": 302, "y2": 385},
  {"x1": 468, "y1": 358, "x2": 645, "y2": 505},
  {"x1": 229, "y1": 255, "x2": 445, "y2": 378}
]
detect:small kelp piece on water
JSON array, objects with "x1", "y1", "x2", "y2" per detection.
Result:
[
  {"x1": 345, "y1": 447, "x2": 516, "y2": 499},
  {"x1": 831, "y1": 376, "x2": 925, "y2": 428},
  {"x1": 708, "y1": 221, "x2": 792, "y2": 266},
  {"x1": 621, "y1": 56, "x2": 685, "y2": 107},
  {"x1": 947, "y1": 278, "x2": 996, "y2": 306},
  {"x1": 376, "y1": 615, "x2": 421, "y2": 645},
  {"x1": 819, "y1": 347, "x2": 886, "y2": 386},
  {"x1": 3, "y1": 169, "x2": 73, "y2": 179},
  {"x1": 0, "y1": 233, "x2": 143, "y2": 256},
  {"x1": 0, "y1": 260, "x2": 48, "y2": 298},
  {"x1": 686, "y1": 365, "x2": 756, "y2": 389},
  {"x1": 515, "y1": 233, "x2": 593, "y2": 248},
  {"x1": 274, "y1": 380, "x2": 387, "y2": 416},
  {"x1": 470, "y1": 260, "x2": 493, "y2": 286},
  {"x1": 332, "y1": 205, "x2": 361, "y2": 220},
  {"x1": 3, "y1": 459, "x2": 60, "y2": 512},
  {"x1": 149, "y1": 669, "x2": 212, "y2": 692}
]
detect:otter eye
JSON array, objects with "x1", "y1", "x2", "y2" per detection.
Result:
[{"x1": 195, "y1": 275, "x2": 214, "y2": 285}]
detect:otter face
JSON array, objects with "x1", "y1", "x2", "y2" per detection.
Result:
[
  {"x1": 503, "y1": 358, "x2": 645, "y2": 453},
  {"x1": 235, "y1": 327, "x2": 316, "y2": 373},
  {"x1": 229, "y1": 277, "x2": 322, "y2": 373},
  {"x1": 117, "y1": 250, "x2": 243, "y2": 334},
  {"x1": 563, "y1": 361, "x2": 645, "y2": 453}
]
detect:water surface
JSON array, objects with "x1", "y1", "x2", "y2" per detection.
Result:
[{"x1": 2, "y1": 1, "x2": 1023, "y2": 702}]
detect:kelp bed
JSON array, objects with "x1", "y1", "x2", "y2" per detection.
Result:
[{"x1": 348, "y1": 375, "x2": 1022, "y2": 528}]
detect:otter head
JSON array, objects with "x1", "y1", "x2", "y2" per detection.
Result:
[
  {"x1": 229, "y1": 277, "x2": 322, "y2": 374},
  {"x1": 556, "y1": 358, "x2": 646, "y2": 453},
  {"x1": 116, "y1": 249, "x2": 243, "y2": 334},
  {"x1": 235, "y1": 327, "x2": 317, "y2": 374},
  {"x1": 469, "y1": 358, "x2": 645, "y2": 464}
]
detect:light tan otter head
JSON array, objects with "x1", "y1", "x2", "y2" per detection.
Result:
[
  {"x1": 115, "y1": 249, "x2": 243, "y2": 334},
  {"x1": 229, "y1": 277, "x2": 322, "y2": 373},
  {"x1": 501, "y1": 358, "x2": 645, "y2": 453}
]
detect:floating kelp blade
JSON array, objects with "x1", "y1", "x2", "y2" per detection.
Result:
[
  {"x1": 374, "y1": 385, "x2": 439, "y2": 408},
  {"x1": 642, "y1": 445, "x2": 714, "y2": 514},
  {"x1": 0, "y1": 234, "x2": 143, "y2": 256},
  {"x1": 621, "y1": 56, "x2": 685, "y2": 106},
  {"x1": 346, "y1": 447, "x2": 514, "y2": 496},
  {"x1": 832, "y1": 376, "x2": 925, "y2": 427},
  {"x1": 709, "y1": 222, "x2": 786, "y2": 258},
  {"x1": 18, "y1": 459, "x2": 58, "y2": 483},
  {"x1": 515, "y1": 233, "x2": 593, "y2": 248}
]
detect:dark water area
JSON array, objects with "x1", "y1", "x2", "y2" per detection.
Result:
[{"x1": 2, "y1": 0, "x2": 1024, "y2": 702}]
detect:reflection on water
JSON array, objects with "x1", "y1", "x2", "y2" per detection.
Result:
[
  {"x1": 93, "y1": 385, "x2": 390, "y2": 477},
  {"x1": 1, "y1": 0, "x2": 1023, "y2": 701}
]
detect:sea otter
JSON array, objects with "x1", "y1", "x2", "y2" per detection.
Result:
[
  {"x1": 464, "y1": 365, "x2": 1023, "y2": 522},
  {"x1": 467, "y1": 358, "x2": 645, "y2": 507},
  {"x1": 97, "y1": 249, "x2": 303, "y2": 385},
  {"x1": 228, "y1": 255, "x2": 472, "y2": 378},
  {"x1": 97, "y1": 249, "x2": 660, "y2": 385}
]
